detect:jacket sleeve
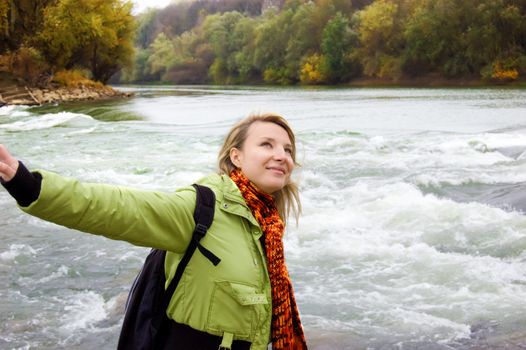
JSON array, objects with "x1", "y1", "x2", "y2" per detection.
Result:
[
  {"x1": 1, "y1": 161, "x2": 42, "y2": 207},
  {"x1": 20, "y1": 170, "x2": 197, "y2": 253}
]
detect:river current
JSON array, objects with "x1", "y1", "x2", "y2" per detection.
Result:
[{"x1": 1, "y1": 86, "x2": 526, "y2": 349}]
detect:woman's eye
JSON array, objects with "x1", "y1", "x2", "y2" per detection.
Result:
[
  {"x1": 285, "y1": 148, "x2": 292, "y2": 155},
  {"x1": 261, "y1": 142, "x2": 271, "y2": 147}
]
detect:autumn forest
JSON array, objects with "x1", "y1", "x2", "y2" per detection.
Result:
[{"x1": 1, "y1": 0, "x2": 526, "y2": 86}]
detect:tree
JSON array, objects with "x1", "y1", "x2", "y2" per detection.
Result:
[
  {"x1": 355, "y1": 0, "x2": 405, "y2": 78},
  {"x1": 202, "y1": 11, "x2": 246, "y2": 83},
  {"x1": 0, "y1": 1, "x2": 9, "y2": 51},
  {"x1": 231, "y1": 16, "x2": 258, "y2": 82},
  {"x1": 37, "y1": 0, "x2": 135, "y2": 83},
  {"x1": 321, "y1": 12, "x2": 357, "y2": 82},
  {"x1": 254, "y1": 9, "x2": 295, "y2": 83},
  {"x1": 467, "y1": 0, "x2": 525, "y2": 78},
  {"x1": 135, "y1": 8, "x2": 162, "y2": 49},
  {"x1": 146, "y1": 32, "x2": 177, "y2": 78},
  {"x1": 403, "y1": 0, "x2": 525, "y2": 78},
  {"x1": 285, "y1": 2, "x2": 320, "y2": 80},
  {"x1": 0, "y1": 0, "x2": 55, "y2": 53},
  {"x1": 164, "y1": 31, "x2": 214, "y2": 84}
]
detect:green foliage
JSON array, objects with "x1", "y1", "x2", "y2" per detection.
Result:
[
  {"x1": 254, "y1": 9, "x2": 295, "y2": 82},
  {"x1": 321, "y1": 12, "x2": 356, "y2": 82},
  {"x1": 232, "y1": 17, "x2": 258, "y2": 81},
  {"x1": 135, "y1": 9, "x2": 160, "y2": 49},
  {"x1": 467, "y1": 0, "x2": 525, "y2": 75},
  {"x1": 147, "y1": 32, "x2": 177, "y2": 77},
  {"x1": 263, "y1": 67, "x2": 295, "y2": 84},
  {"x1": 285, "y1": 2, "x2": 320, "y2": 79},
  {"x1": 203, "y1": 11, "x2": 248, "y2": 83},
  {"x1": 131, "y1": 0, "x2": 262, "y2": 54},
  {"x1": 0, "y1": 0, "x2": 54, "y2": 53},
  {"x1": 404, "y1": 0, "x2": 474, "y2": 77},
  {"x1": 403, "y1": 0, "x2": 525, "y2": 78},
  {"x1": 355, "y1": 0, "x2": 405, "y2": 78},
  {"x1": 3, "y1": 0, "x2": 525, "y2": 86},
  {"x1": 118, "y1": 0, "x2": 526, "y2": 84},
  {"x1": 37, "y1": 0, "x2": 135, "y2": 83}
]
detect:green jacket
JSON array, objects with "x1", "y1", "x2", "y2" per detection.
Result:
[{"x1": 21, "y1": 171, "x2": 272, "y2": 350}]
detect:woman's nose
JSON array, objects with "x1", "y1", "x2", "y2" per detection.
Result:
[{"x1": 273, "y1": 148, "x2": 286, "y2": 160}]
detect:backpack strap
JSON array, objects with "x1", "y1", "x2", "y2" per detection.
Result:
[
  {"x1": 161, "y1": 184, "x2": 219, "y2": 314},
  {"x1": 193, "y1": 184, "x2": 221, "y2": 266}
]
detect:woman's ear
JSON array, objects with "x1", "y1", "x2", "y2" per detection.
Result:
[{"x1": 229, "y1": 147, "x2": 241, "y2": 168}]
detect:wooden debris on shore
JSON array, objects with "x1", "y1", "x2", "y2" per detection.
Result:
[
  {"x1": 0, "y1": 71, "x2": 132, "y2": 106},
  {"x1": 0, "y1": 85, "x2": 131, "y2": 106}
]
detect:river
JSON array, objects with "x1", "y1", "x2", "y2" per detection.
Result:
[{"x1": 1, "y1": 85, "x2": 526, "y2": 349}]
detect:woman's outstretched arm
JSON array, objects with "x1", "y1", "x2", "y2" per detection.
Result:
[{"x1": 0, "y1": 143, "x2": 198, "y2": 253}]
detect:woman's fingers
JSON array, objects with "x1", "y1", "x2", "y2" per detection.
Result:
[
  {"x1": 0, "y1": 162, "x2": 17, "y2": 182},
  {"x1": 0, "y1": 144, "x2": 19, "y2": 182}
]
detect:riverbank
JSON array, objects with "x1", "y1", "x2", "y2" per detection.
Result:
[
  {"x1": 2, "y1": 72, "x2": 523, "y2": 108},
  {"x1": 0, "y1": 71, "x2": 132, "y2": 107},
  {"x1": 344, "y1": 75, "x2": 526, "y2": 88}
]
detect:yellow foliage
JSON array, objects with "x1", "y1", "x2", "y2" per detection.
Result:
[
  {"x1": 357, "y1": 0, "x2": 398, "y2": 51},
  {"x1": 491, "y1": 63, "x2": 519, "y2": 81},
  {"x1": 300, "y1": 54, "x2": 325, "y2": 84},
  {"x1": 0, "y1": 0, "x2": 8, "y2": 35},
  {"x1": 262, "y1": 68, "x2": 276, "y2": 83},
  {"x1": 52, "y1": 69, "x2": 105, "y2": 89},
  {"x1": 378, "y1": 55, "x2": 402, "y2": 79}
]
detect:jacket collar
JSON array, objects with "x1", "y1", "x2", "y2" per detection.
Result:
[{"x1": 200, "y1": 173, "x2": 260, "y2": 227}]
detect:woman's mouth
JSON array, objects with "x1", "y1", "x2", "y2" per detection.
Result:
[{"x1": 267, "y1": 166, "x2": 286, "y2": 175}]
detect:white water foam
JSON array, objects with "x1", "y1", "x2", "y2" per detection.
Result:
[
  {"x1": 38, "y1": 265, "x2": 70, "y2": 283},
  {"x1": 311, "y1": 131, "x2": 526, "y2": 187},
  {"x1": 0, "y1": 112, "x2": 95, "y2": 131},
  {"x1": 59, "y1": 291, "x2": 108, "y2": 333},
  {"x1": 0, "y1": 244, "x2": 37, "y2": 262},
  {"x1": 0, "y1": 105, "x2": 31, "y2": 117},
  {"x1": 296, "y1": 181, "x2": 526, "y2": 258},
  {"x1": 287, "y1": 177, "x2": 526, "y2": 345}
]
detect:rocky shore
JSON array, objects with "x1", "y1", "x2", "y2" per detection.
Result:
[{"x1": 0, "y1": 72, "x2": 131, "y2": 106}]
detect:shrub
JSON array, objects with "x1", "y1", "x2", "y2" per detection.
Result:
[
  {"x1": 263, "y1": 67, "x2": 293, "y2": 84},
  {"x1": 9, "y1": 46, "x2": 49, "y2": 84},
  {"x1": 52, "y1": 69, "x2": 104, "y2": 89},
  {"x1": 300, "y1": 54, "x2": 326, "y2": 84},
  {"x1": 481, "y1": 60, "x2": 520, "y2": 82},
  {"x1": 492, "y1": 66, "x2": 519, "y2": 81}
]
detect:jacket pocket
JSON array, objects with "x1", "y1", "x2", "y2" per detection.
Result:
[{"x1": 207, "y1": 281, "x2": 268, "y2": 339}]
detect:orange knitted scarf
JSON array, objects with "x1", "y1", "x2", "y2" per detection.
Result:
[{"x1": 230, "y1": 169, "x2": 307, "y2": 350}]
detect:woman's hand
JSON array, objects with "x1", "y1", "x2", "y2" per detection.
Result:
[{"x1": 0, "y1": 144, "x2": 19, "y2": 182}]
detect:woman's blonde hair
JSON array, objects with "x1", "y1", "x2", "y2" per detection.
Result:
[{"x1": 218, "y1": 113, "x2": 301, "y2": 224}]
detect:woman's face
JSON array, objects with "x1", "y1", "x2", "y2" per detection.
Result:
[{"x1": 230, "y1": 121, "x2": 295, "y2": 194}]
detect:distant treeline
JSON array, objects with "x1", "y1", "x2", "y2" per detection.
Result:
[
  {"x1": 1, "y1": 0, "x2": 525, "y2": 86},
  {"x1": 124, "y1": 0, "x2": 526, "y2": 84}
]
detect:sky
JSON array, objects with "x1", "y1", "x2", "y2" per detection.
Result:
[{"x1": 131, "y1": 0, "x2": 173, "y2": 14}]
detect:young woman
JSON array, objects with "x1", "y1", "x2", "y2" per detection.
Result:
[{"x1": 0, "y1": 113, "x2": 308, "y2": 350}]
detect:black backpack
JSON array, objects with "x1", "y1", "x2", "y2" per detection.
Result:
[{"x1": 117, "y1": 184, "x2": 220, "y2": 350}]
